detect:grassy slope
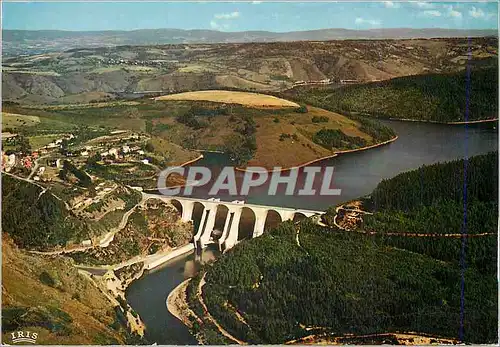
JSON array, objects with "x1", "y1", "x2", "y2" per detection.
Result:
[
  {"x1": 2, "y1": 235, "x2": 126, "y2": 345},
  {"x1": 249, "y1": 106, "x2": 373, "y2": 168},
  {"x1": 286, "y1": 67, "x2": 498, "y2": 122}
]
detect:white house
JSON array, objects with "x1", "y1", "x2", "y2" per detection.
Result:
[{"x1": 109, "y1": 148, "x2": 119, "y2": 158}]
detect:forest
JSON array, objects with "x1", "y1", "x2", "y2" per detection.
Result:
[
  {"x1": 286, "y1": 67, "x2": 498, "y2": 122},
  {"x1": 313, "y1": 128, "x2": 367, "y2": 150},
  {"x1": 198, "y1": 152, "x2": 497, "y2": 344},
  {"x1": 364, "y1": 151, "x2": 498, "y2": 274},
  {"x1": 201, "y1": 221, "x2": 496, "y2": 344},
  {"x1": 2, "y1": 175, "x2": 88, "y2": 249}
]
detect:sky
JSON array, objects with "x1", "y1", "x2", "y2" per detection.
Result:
[{"x1": 2, "y1": 1, "x2": 498, "y2": 32}]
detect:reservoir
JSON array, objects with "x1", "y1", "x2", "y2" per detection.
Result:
[{"x1": 126, "y1": 120, "x2": 497, "y2": 344}]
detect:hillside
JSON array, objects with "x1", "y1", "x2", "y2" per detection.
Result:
[
  {"x1": 3, "y1": 99, "x2": 395, "y2": 169},
  {"x1": 1, "y1": 235, "x2": 132, "y2": 345},
  {"x1": 3, "y1": 38, "x2": 497, "y2": 105},
  {"x1": 285, "y1": 67, "x2": 498, "y2": 122},
  {"x1": 2, "y1": 175, "x2": 89, "y2": 250},
  {"x1": 362, "y1": 152, "x2": 498, "y2": 274},
  {"x1": 191, "y1": 153, "x2": 497, "y2": 345},
  {"x1": 1, "y1": 175, "x2": 142, "y2": 251}
]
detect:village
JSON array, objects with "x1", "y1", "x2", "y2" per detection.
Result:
[
  {"x1": 2, "y1": 128, "x2": 153, "y2": 181},
  {"x1": 0, "y1": 126, "x2": 165, "y2": 228}
]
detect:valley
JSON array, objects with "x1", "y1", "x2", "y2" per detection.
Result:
[{"x1": 1, "y1": 16, "x2": 498, "y2": 346}]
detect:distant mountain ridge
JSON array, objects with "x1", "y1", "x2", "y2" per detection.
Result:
[{"x1": 3, "y1": 28, "x2": 497, "y2": 56}]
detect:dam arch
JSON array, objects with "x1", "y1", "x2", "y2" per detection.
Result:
[
  {"x1": 213, "y1": 205, "x2": 229, "y2": 241},
  {"x1": 293, "y1": 212, "x2": 307, "y2": 223},
  {"x1": 238, "y1": 207, "x2": 256, "y2": 241},
  {"x1": 170, "y1": 199, "x2": 184, "y2": 218},
  {"x1": 264, "y1": 209, "x2": 282, "y2": 232}
]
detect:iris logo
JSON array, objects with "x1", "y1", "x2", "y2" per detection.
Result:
[{"x1": 9, "y1": 331, "x2": 38, "y2": 344}]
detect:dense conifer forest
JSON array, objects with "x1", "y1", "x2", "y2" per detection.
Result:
[
  {"x1": 365, "y1": 151, "x2": 498, "y2": 274},
  {"x1": 286, "y1": 67, "x2": 498, "y2": 122},
  {"x1": 198, "y1": 152, "x2": 498, "y2": 344}
]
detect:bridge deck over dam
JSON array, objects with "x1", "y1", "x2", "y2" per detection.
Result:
[{"x1": 142, "y1": 193, "x2": 324, "y2": 250}]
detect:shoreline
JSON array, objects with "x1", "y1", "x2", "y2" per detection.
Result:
[
  {"x1": 387, "y1": 117, "x2": 498, "y2": 125},
  {"x1": 235, "y1": 135, "x2": 398, "y2": 173},
  {"x1": 166, "y1": 278, "x2": 203, "y2": 332},
  {"x1": 179, "y1": 154, "x2": 204, "y2": 167},
  {"x1": 78, "y1": 244, "x2": 196, "y2": 339}
]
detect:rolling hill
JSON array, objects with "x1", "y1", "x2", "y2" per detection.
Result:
[
  {"x1": 3, "y1": 28, "x2": 497, "y2": 56},
  {"x1": 3, "y1": 38, "x2": 497, "y2": 105}
]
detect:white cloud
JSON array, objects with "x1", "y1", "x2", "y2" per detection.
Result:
[
  {"x1": 214, "y1": 11, "x2": 240, "y2": 19},
  {"x1": 210, "y1": 20, "x2": 229, "y2": 31},
  {"x1": 415, "y1": 2, "x2": 435, "y2": 9},
  {"x1": 252, "y1": 1, "x2": 262, "y2": 4},
  {"x1": 422, "y1": 10, "x2": 442, "y2": 17},
  {"x1": 468, "y1": 6, "x2": 495, "y2": 19},
  {"x1": 444, "y1": 5, "x2": 462, "y2": 18},
  {"x1": 469, "y1": 6, "x2": 485, "y2": 18},
  {"x1": 355, "y1": 17, "x2": 382, "y2": 26},
  {"x1": 210, "y1": 11, "x2": 240, "y2": 31},
  {"x1": 384, "y1": 1, "x2": 400, "y2": 8}
]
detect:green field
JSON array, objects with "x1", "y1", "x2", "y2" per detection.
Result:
[
  {"x1": 3, "y1": 112, "x2": 40, "y2": 130},
  {"x1": 28, "y1": 134, "x2": 61, "y2": 149}
]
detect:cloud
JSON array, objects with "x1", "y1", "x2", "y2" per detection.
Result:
[
  {"x1": 469, "y1": 6, "x2": 485, "y2": 18},
  {"x1": 469, "y1": 6, "x2": 495, "y2": 19},
  {"x1": 355, "y1": 17, "x2": 382, "y2": 26},
  {"x1": 214, "y1": 11, "x2": 240, "y2": 19},
  {"x1": 444, "y1": 5, "x2": 462, "y2": 18},
  {"x1": 210, "y1": 20, "x2": 229, "y2": 31},
  {"x1": 252, "y1": 1, "x2": 262, "y2": 4},
  {"x1": 384, "y1": 1, "x2": 400, "y2": 8},
  {"x1": 210, "y1": 11, "x2": 240, "y2": 31},
  {"x1": 422, "y1": 10, "x2": 441, "y2": 17},
  {"x1": 415, "y1": 2, "x2": 435, "y2": 9}
]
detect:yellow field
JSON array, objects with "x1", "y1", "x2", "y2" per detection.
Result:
[{"x1": 155, "y1": 90, "x2": 299, "y2": 108}]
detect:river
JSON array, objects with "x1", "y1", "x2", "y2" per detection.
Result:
[
  {"x1": 126, "y1": 247, "x2": 220, "y2": 345},
  {"x1": 126, "y1": 120, "x2": 497, "y2": 344}
]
